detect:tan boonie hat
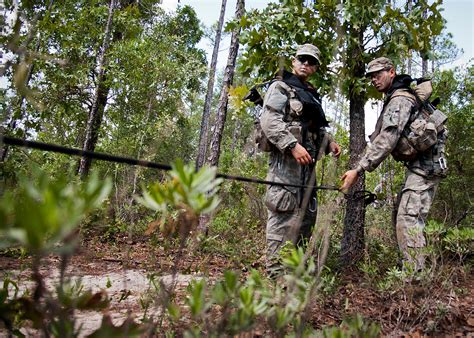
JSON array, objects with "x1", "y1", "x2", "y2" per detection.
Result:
[
  {"x1": 366, "y1": 57, "x2": 394, "y2": 75},
  {"x1": 295, "y1": 44, "x2": 321, "y2": 64}
]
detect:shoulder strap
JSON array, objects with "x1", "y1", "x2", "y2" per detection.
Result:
[
  {"x1": 389, "y1": 89, "x2": 420, "y2": 123},
  {"x1": 273, "y1": 80, "x2": 297, "y2": 99},
  {"x1": 370, "y1": 89, "x2": 416, "y2": 142},
  {"x1": 389, "y1": 89, "x2": 416, "y2": 101},
  {"x1": 391, "y1": 88, "x2": 437, "y2": 115}
]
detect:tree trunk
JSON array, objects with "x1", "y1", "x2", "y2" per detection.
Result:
[
  {"x1": 129, "y1": 94, "x2": 155, "y2": 205},
  {"x1": 195, "y1": 0, "x2": 227, "y2": 170},
  {"x1": 421, "y1": 57, "x2": 428, "y2": 76},
  {"x1": 229, "y1": 118, "x2": 241, "y2": 156},
  {"x1": 197, "y1": 0, "x2": 244, "y2": 234},
  {"x1": 407, "y1": 51, "x2": 412, "y2": 75},
  {"x1": 78, "y1": 0, "x2": 115, "y2": 179},
  {"x1": 406, "y1": 0, "x2": 413, "y2": 75},
  {"x1": 207, "y1": 0, "x2": 244, "y2": 167},
  {"x1": 421, "y1": 8, "x2": 429, "y2": 76},
  {"x1": 340, "y1": 27, "x2": 367, "y2": 266}
]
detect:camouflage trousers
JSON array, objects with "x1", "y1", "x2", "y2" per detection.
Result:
[
  {"x1": 396, "y1": 170, "x2": 441, "y2": 271},
  {"x1": 264, "y1": 186, "x2": 317, "y2": 278}
]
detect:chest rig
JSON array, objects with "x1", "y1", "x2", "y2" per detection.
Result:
[{"x1": 278, "y1": 80, "x2": 328, "y2": 160}]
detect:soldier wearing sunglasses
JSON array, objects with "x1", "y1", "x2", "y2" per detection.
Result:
[{"x1": 260, "y1": 44, "x2": 341, "y2": 279}]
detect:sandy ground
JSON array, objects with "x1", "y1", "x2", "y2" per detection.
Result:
[
  {"x1": 0, "y1": 235, "x2": 473, "y2": 336},
  {"x1": 1, "y1": 253, "x2": 204, "y2": 337}
]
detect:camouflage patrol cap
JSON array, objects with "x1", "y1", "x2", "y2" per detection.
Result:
[
  {"x1": 295, "y1": 44, "x2": 321, "y2": 64},
  {"x1": 366, "y1": 57, "x2": 394, "y2": 75}
]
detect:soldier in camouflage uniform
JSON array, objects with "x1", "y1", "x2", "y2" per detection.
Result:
[
  {"x1": 341, "y1": 57, "x2": 446, "y2": 272},
  {"x1": 261, "y1": 44, "x2": 341, "y2": 278}
]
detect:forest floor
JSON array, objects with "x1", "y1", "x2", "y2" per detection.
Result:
[{"x1": 0, "y1": 231, "x2": 473, "y2": 337}]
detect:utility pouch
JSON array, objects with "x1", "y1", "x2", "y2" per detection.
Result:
[
  {"x1": 430, "y1": 109, "x2": 447, "y2": 132},
  {"x1": 406, "y1": 113, "x2": 438, "y2": 152},
  {"x1": 288, "y1": 124, "x2": 303, "y2": 144},
  {"x1": 390, "y1": 84, "x2": 448, "y2": 162},
  {"x1": 289, "y1": 99, "x2": 303, "y2": 118},
  {"x1": 392, "y1": 137, "x2": 418, "y2": 162},
  {"x1": 265, "y1": 185, "x2": 298, "y2": 212}
]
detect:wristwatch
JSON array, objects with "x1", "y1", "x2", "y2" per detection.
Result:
[{"x1": 287, "y1": 141, "x2": 298, "y2": 150}]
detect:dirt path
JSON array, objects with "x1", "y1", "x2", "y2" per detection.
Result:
[{"x1": 1, "y1": 254, "x2": 204, "y2": 337}]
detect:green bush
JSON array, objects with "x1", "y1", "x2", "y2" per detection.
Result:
[{"x1": 0, "y1": 168, "x2": 115, "y2": 337}]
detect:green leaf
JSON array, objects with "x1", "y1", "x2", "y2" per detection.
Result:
[
  {"x1": 167, "y1": 302, "x2": 181, "y2": 321},
  {"x1": 186, "y1": 279, "x2": 208, "y2": 318}
]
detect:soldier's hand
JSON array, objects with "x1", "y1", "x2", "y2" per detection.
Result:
[
  {"x1": 340, "y1": 169, "x2": 359, "y2": 193},
  {"x1": 291, "y1": 143, "x2": 314, "y2": 165},
  {"x1": 329, "y1": 141, "x2": 341, "y2": 158}
]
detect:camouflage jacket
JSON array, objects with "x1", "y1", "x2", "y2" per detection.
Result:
[
  {"x1": 260, "y1": 71, "x2": 334, "y2": 186},
  {"x1": 356, "y1": 88, "x2": 416, "y2": 173},
  {"x1": 357, "y1": 74, "x2": 447, "y2": 178}
]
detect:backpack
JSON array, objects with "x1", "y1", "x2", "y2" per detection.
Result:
[
  {"x1": 243, "y1": 83, "x2": 269, "y2": 151},
  {"x1": 390, "y1": 79, "x2": 448, "y2": 163}
]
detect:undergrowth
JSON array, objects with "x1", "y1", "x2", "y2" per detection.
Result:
[{"x1": 0, "y1": 163, "x2": 471, "y2": 336}]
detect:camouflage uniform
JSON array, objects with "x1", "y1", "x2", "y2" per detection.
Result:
[
  {"x1": 261, "y1": 72, "x2": 333, "y2": 277},
  {"x1": 355, "y1": 81, "x2": 442, "y2": 271}
]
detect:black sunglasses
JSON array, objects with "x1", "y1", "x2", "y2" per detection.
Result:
[{"x1": 296, "y1": 55, "x2": 318, "y2": 66}]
